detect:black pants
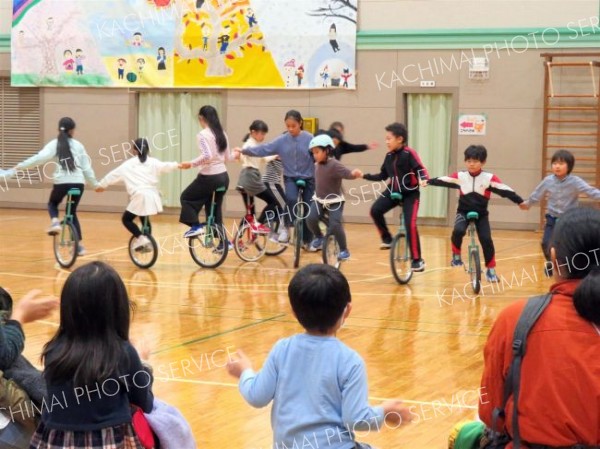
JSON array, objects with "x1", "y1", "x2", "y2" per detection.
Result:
[
  {"x1": 48, "y1": 183, "x2": 84, "y2": 240},
  {"x1": 370, "y1": 190, "x2": 422, "y2": 260},
  {"x1": 180, "y1": 172, "x2": 229, "y2": 227},
  {"x1": 122, "y1": 211, "x2": 151, "y2": 238},
  {"x1": 239, "y1": 189, "x2": 280, "y2": 226},
  {"x1": 451, "y1": 212, "x2": 495, "y2": 268},
  {"x1": 260, "y1": 182, "x2": 287, "y2": 227}
]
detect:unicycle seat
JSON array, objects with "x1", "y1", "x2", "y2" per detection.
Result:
[
  {"x1": 390, "y1": 192, "x2": 403, "y2": 201},
  {"x1": 215, "y1": 186, "x2": 227, "y2": 193},
  {"x1": 67, "y1": 188, "x2": 81, "y2": 196},
  {"x1": 295, "y1": 179, "x2": 306, "y2": 188},
  {"x1": 466, "y1": 211, "x2": 479, "y2": 221}
]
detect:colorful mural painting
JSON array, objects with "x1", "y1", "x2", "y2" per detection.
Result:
[{"x1": 11, "y1": 0, "x2": 358, "y2": 89}]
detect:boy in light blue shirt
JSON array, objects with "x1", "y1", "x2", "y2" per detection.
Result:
[
  {"x1": 520, "y1": 149, "x2": 600, "y2": 275},
  {"x1": 227, "y1": 264, "x2": 410, "y2": 449}
]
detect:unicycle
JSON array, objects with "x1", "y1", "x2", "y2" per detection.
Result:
[
  {"x1": 188, "y1": 186, "x2": 229, "y2": 268},
  {"x1": 292, "y1": 179, "x2": 306, "y2": 269},
  {"x1": 53, "y1": 188, "x2": 80, "y2": 269},
  {"x1": 233, "y1": 188, "x2": 269, "y2": 262},
  {"x1": 389, "y1": 192, "x2": 413, "y2": 284},
  {"x1": 128, "y1": 216, "x2": 158, "y2": 269},
  {"x1": 465, "y1": 211, "x2": 482, "y2": 294}
]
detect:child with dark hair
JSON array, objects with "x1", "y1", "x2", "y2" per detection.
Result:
[
  {"x1": 180, "y1": 105, "x2": 232, "y2": 238},
  {"x1": 96, "y1": 138, "x2": 189, "y2": 250},
  {"x1": 13, "y1": 117, "x2": 98, "y2": 256},
  {"x1": 520, "y1": 149, "x2": 600, "y2": 276},
  {"x1": 480, "y1": 207, "x2": 600, "y2": 448},
  {"x1": 227, "y1": 264, "x2": 410, "y2": 449},
  {"x1": 235, "y1": 110, "x2": 314, "y2": 245},
  {"x1": 236, "y1": 120, "x2": 282, "y2": 235},
  {"x1": 327, "y1": 121, "x2": 377, "y2": 161},
  {"x1": 31, "y1": 261, "x2": 154, "y2": 449},
  {"x1": 427, "y1": 144, "x2": 523, "y2": 282},
  {"x1": 362, "y1": 122, "x2": 428, "y2": 271}
]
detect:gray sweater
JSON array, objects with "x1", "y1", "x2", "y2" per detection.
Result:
[
  {"x1": 524, "y1": 174, "x2": 600, "y2": 216},
  {"x1": 314, "y1": 158, "x2": 355, "y2": 203}
]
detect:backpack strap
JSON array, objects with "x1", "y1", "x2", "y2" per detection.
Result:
[{"x1": 491, "y1": 293, "x2": 553, "y2": 448}]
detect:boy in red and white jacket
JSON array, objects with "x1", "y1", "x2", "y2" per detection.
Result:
[{"x1": 427, "y1": 145, "x2": 523, "y2": 282}]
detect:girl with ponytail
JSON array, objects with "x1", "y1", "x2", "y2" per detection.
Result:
[
  {"x1": 479, "y1": 206, "x2": 600, "y2": 447},
  {"x1": 13, "y1": 117, "x2": 98, "y2": 255},
  {"x1": 96, "y1": 138, "x2": 190, "y2": 250},
  {"x1": 180, "y1": 105, "x2": 233, "y2": 238}
]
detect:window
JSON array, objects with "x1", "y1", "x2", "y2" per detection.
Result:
[{"x1": 0, "y1": 77, "x2": 41, "y2": 181}]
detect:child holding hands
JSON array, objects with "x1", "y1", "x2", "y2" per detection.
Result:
[
  {"x1": 306, "y1": 134, "x2": 362, "y2": 260},
  {"x1": 96, "y1": 138, "x2": 189, "y2": 250},
  {"x1": 520, "y1": 149, "x2": 600, "y2": 275}
]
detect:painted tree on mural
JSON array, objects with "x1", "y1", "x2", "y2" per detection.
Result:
[
  {"x1": 17, "y1": 10, "x2": 81, "y2": 76},
  {"x1": 175, "y1": 0, "x2": 267, "y2": 77},
  {"x1": 307, "y1": 0, "x2": 357, "y2": 24}
]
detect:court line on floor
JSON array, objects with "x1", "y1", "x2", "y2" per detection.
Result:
[
  {"x1": 0, "y1": 271, "x2": 541, "y2": 302},
  {"x1": 152, "y1": 313, "x2": 286, "y2": 355},
  {"x1": 151, "y1": 376, "x2": 477, "y2": 410},
  {"x1": 369, "y1": 251, "x2": 546, "y2": 283}
]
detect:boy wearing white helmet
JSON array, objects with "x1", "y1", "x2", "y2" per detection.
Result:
[{"x1": 306, "y1": 134, "x2": 362, "y2": 260}]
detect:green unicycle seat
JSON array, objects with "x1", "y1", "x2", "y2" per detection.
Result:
[
  {"x1": 390, "y1": 192, "x2": 403, "y2": 201},
  {"x1": 295, "y1": 179, "x2": 306, "y2": 188},
  {"x1": 215, "y1": 186, "x2": 227, "y2": 193},
  {"x1": 67, "y1": 188, "x2": 81, "y2": 196},
  {"x1": 466, "y1": 211, "x2": 479, "y2": 221}
]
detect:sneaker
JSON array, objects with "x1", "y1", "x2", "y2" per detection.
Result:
[
  {"x1": 268, "y1": 231, "x2": 279, "y2": 243},
  {"x1": 411, "y1": 259, "x2": 426, "y2": 272},
  {"x1": 77, "y1": 244, "x2": 86, "y2": 256},
  {"x1": 214, "y1": 240, "x2": 234, "y2": 253},
  {"x1": 380, "y1": 240, "x2": 392, "y2": 250},
  {"x1": 184, "y1": 224, "x2": 205, "y2": 238},
  {"x1": 277, "y1": 228, "x2": 289, "y2": 243},
  {"x1": 308, "y1": 237, "x2": 324, "y2": 252},
  {"x1": 450, "y1": 256, "x2": 464, "y2": 267},
  {"x1": 133, "y1": 235, "x2": 151, "y2": 250},
  {"x1": 338, "y1": 249, "x2": 350, "y2": 261},
  {"x1": 486, "y1": 268, "x2": 499, "y2": 283},
  {"x1": 47, "y1": 218, "x2": 61, "y2": 236},
  {"x1": 250, "y1": 222, "x2": 271, "y2": 234}
]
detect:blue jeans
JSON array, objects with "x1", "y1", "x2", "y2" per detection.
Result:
[{"x1": 541, "y1": 214, "x2": 558, "y2": 262}]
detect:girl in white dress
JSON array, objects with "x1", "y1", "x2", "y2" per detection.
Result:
[{"x1": 96, "y1": 138, "x2": 189, "y2": 249}]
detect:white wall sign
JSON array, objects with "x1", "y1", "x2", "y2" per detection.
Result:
[{"x1": 458, "y1": 114, "x2": 487, "y2": 135}]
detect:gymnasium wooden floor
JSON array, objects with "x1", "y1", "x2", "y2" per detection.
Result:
[{"x1": 0, "y1": 209, "x2": 552, "y2": 448}]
